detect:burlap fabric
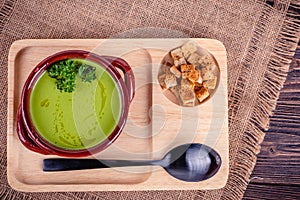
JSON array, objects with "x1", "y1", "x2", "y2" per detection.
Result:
[{"x1": 1, "y1": 0, "x2": 300, "y2": 199}]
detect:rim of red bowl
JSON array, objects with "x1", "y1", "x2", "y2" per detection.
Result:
[{"x1": 19, "y1": 50, "x2": 131, "y2": 157}]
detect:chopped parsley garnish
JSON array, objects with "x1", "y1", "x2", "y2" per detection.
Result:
[
  {"x1": 78, "y1": 64, "x2": 97, "y2": 83},
  {"x1": 47, "y1": 59, "x2": 96, "y2": 93}
]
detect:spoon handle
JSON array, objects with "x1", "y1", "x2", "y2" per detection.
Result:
[{"x1": 43, "y1": 158, "x2": 160, "y2": 171}]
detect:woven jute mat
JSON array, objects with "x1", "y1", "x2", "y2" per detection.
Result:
[{"x1": 1, "y1": 0, "x2": 300, "y2": 199}]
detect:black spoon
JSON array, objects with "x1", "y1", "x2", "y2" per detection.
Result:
[{"x1": 43, "y1": 143, "x2": 221, "y2": 182}]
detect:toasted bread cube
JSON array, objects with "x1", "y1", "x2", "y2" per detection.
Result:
[
  {"x1": 181, "y1": 78, "x2": 194, "y2": 90},
  {"x1": 174, "y1": 57, "x2": 187, "y2": 67},
  {"x1": 203, "y1": 78, "x2": 217, "y2": 90},
  {"x1": 202, "y1": 69, "x2": 215, "y2": 81},
  {"x1": 170, "y1": 65, "x2": 181, "y2": 78},
  {"x1": 181, "y1": 41, "x2": 198, "y2": 58},
  {"x1": 195, "y1": 86, "x2": 210, "y2": 102},
  {"x1": 187, "y1": 69, "x2": 200, "y2": 82},
  {"x1": 180, "y1": 87, "x2": 195, "y2": 106},
  {"x1": 170, "y1": 85, "x2": 181, "y2": 101},
  {"x1": 207, "y1": 65, "x2": 217, "y2": 71},
  {"x1": 183, "y1": 100, "x2": 195, "y2": 107},
  {"x1": 181, "y1": 64, "x2": 195, "y2": 78},
  {"x1": 187, "y1": 53, "x2": 201, "y2": 66},
  {"x1": 198, "y1": 55, "x2": 214, "y2": 67},
  {"x1": 171, "y1": 48, "x2": 183, "y2": 60},
  {"x1": 194, "y1": 82, "x2": 202, "y2": 92},
  {"x1": 158, "y1": 74, "x2": 167, "y2": 90},
  {"x1": 164, "y1": 73, "x2": 177, "y2": 89},
  {"x1": 201, "y1": 67, "x2": 208, "y2": 75}
]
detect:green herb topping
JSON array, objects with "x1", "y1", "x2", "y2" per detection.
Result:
[
  {"x1": 47, "y1": 59, "x2": 96, "y2": 93},
  {"x1": 78, "y1": 64, "x2": 97, "y2": 83}
]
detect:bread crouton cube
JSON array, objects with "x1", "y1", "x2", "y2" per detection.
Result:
[
  {"x1": 201, "y1": 67, "x2": 208, "y2": 75},
  {"x1": 203, "y1": 78, "x2": 217, "y2": 90},
  {"x1": 174, "y1": 57, "x2": 187, "y2": 67},
  {"x1": 194, "y1": 82, "x2": 202, "y2": 92},
  {"x1": 181, "y1": 41, "x2": 198, "y2": 58},
  {"x1": 207, "y1": 64, "x2": 217, "y2": 71},
  {"x1": 170, "y1": 65, "x2": 181, "y2": 78},
  {"x1": 158, "y1": 74, "x2": 167, "y2": 90},
  {"x1": 202, "y1": 69, "x2": 215, "y2": 81},
  {"x1": 181, "y1": 78, "x2": 194, "y2": 90},
  {"x1": 170, "y1": 48, "x2": 183, "y2": 60},
  {"x1": 180, "y1": 87, "x2": 195, "y2": 106},
  {"x1": 195, "y1": 86, "x2": 210, "y2": 102},
  {"x1": 187, "y1": 69, "x2": 200, "y2": 83},
  {"x1": 187, "y1": 53, "x2": 201, "y2": 66},
  {"x1": 181, "y1": 64, "x2": 195, "y2": 78},
  {"x1": 170, "y1": 85, "x2": 181, "y2": 100},
  {"x1": 198, "y1": 55, "x2": 214, "y2": 67},
  {"x1": 164, "y1": 73, "x2": 177, "y2": 89}
]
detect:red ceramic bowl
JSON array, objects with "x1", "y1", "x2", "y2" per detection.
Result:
[{"x1": 17, "y1": 50, "x2": 135, "y2": 157}]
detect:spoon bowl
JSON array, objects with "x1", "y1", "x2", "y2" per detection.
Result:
[
  {"x1": 43, "y1": 143, "x2": 221, "y2": 182},
  {"x1": 161, "y1": 143, "x2": 221, "y2": 182}
]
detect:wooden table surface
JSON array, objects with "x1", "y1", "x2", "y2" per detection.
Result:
[{"x1": 243, "y1": 42, "x2": 300, "y2": 199}]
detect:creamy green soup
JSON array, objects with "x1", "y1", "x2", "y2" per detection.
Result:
[{"x1": 30, "y1": 59, "x2": 122, "y2": 150}]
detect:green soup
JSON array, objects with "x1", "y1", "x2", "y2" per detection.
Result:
[{"x1": 30, "y1": 59, "x2": 122, "y2": 150}]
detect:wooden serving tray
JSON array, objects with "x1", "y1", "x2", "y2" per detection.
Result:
[{"x1": 7, "y1": 39, "x2": 228, "y2": 192}]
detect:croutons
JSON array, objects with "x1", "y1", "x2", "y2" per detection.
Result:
[
  {"x1": 158, "y1": 41, "x2": 219, "y2": 106},
  {"x1": 181, "y1": 64, "x2": 195, "y2": 79},
  {"x1": 158, "y1": 74, "x2": 167, "y2": 90},
  {"x1": 181, "y1": 78, "x2": 194, "y2": 90},
  {"x1": 164, "y1": 73, "x2": 177, "y2": 89},
  {"x1": 171, "y1": 48, "x2": 183, "y2": 60},
  {"x1": 174, "y1": 57, "x2": 187, "y2": 67},
  {"x1": 203, "y1": 78, "x2": 217, "y2": 90},
  {"x1": 202, "y1": 69, "x2": 215, "y2": 81},
  {"x1": 181, "y1": 41, "x2": 198, "y2": 58},
  {"x1": 194, "y1": 82, "x2": 202, "y2": 92},
  {"x1": 187, "y1": 53, "x2": 201, "y2": 66},
  {"x1": 199, "y1": 55, "x2": 214, "y2": 68},
  {"x1": 187, "y1": 69, "x2": 200, "y2": 83},
  {"x1": 195, "y1": 85, "x2": 210, "y2": 102},
  {"x1": 170, "y1": 65, "x2": 181, "y2": 78},
  {"x1": 180, "y1": 87, "x2": 195, "y2": 106},
  {"x1": 170, "y1": 85, "x2": 181, "y2": 100}
]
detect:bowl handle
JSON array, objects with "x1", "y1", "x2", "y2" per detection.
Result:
[{"x1": 102, "y1": 56, "x2": 135, "y2": 102}]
